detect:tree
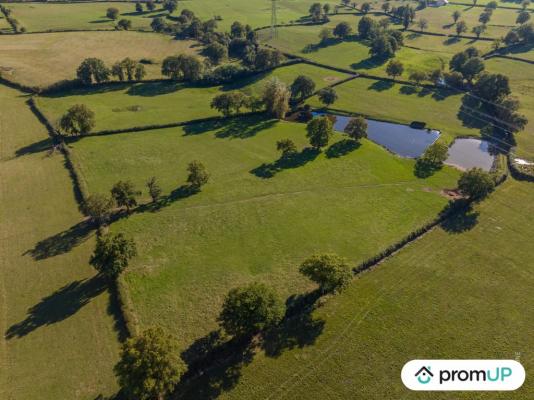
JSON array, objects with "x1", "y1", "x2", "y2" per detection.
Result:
[
  {"x1": 204, "y1": 42, "x2": 228, "y2": 65},
  {"x1": 299, "y1": 253, "x2": 352, "y2": 293},
  {"x1": 382, "y1": 2, "x2": 391, "y2": 13},
  {"x1": 358, "y1": 16, "x2": 379, "y2": 39},
  {"x1": 135, "y1": 63, "x2": 146, "y2": 80},
  {"x1": 369, "y1": 33, "x2": 395, "y2": 58},
  {"x1": 111, "y1": 62, "x2": 125, "y2": 81},
  {"x1": 306, "y1": 116, "x2": 333, "y2": 149},
  {"x1": 417, "y1": 18, "x2": 428, "y2": 32},
  {"x1": 319, "y1": 27, "x2": 333, "y2": 42},
  {"x1": 262, "y1": 78, "x2": 290, "y2": 119},
  {"x1": 151, "y1": 16, "x2": 167, "y2": 32},
  {"x1": 417, "y1": 140, "x2": 449, "y2": 170},
  {"x1": 386, "y1": 59, "x2": 404, "y2": 78},
  {"x1": 277, "y1": 138, "x2": 297, "y2": 158},
  {"x1": 456, "y1": 20, "x2": 468, "y2": 36},
  {"x1": 254, "y1": 48, "x2": 283, "y2": 70},
  {"x1": 84, "y1": 194, "x2": 113, "y2": 225},
  {"x1": 472, "y1": 72, "x2": 510, "y2": 102},
  {"x1": 344, "y1": 116, "x2": 367, "y2": 141},
  {"x1": 90, "y1": 233, "x2": 137, "y2": 278},
  {"x1": 522, "y1": 0, "x2": 531, "y2": 10},
  {"x1": 457, "y1": 168, "x2": 495, "y2": 201},
  {"x1": 76, "y1": 58, "x2": 110, "y2": 85},
  {"x1": 146, "y1": 0, "x2": 155, "y2": 11},
  {"x1": 106, "y1": 7, "x2": 119, "y2": 20},
  {"x1": 218, "y1": 283, "x2": 285, "y2": 337},
  {"x1": 117, "y1": 19, "x2": 132, "y2": 30},
  {"x1": 111, "y1": 180, "x2": 140, "y2": 213},
  {"x1": 333, "y1": 21, "x2": 352, "y2": 39},
  {"x1": 323, "y1": 3, "x2": 331, "y2": 14},
  {"x1": 517, "y1": 11, "x2": 531, "y2": 25},
  {"x1": 187, "y1": 160, "x2": 209, "y2": 191},
  {"x1": 161, "y1": 54, "x2": 203, "y2": 82},
  {"x1": 163, "y1": 0, "x2": 178, "y2": 13},
  {"x1": 479, "y1": 11, "x2": 491, "y2": 25},
  {"x1": 290, "y1": 75, "x2": 316, "y2": 101},
  {"x1": 485, "y1": 1, "x2": 498, "y2": 9},
  {"x1": 59, "y1": 104, "x2": 95, "y2": 135},
  {"x1": 452, "y1": 10, "x2": 461, "y2": 23},
  {"x1": 409, "y1": 70, "x2": 427, "y2": 85},
  {"x1": 309, "y1": 2, "x2": 323, "y2": 21},
  {"x1": 472, "y1": 24, "x2": 486, "y2": 38},
  {"x1": 318, "y1": 87, "x2": 338, "y2": 106},
  {"x1": 135, "y1": 2, "x2": 143, "y2": 13},
  {"x1": 230, "y1": 21, "x2": 246, "y2": 38},
  {"x1": 461, "y1": 57, "x2": 485, "y2": 82},
  {"x1": 210, "y1": 91, "x2": 249, "y2": 116},
  {"x1": 115, "y1": 327, "x2": 185, "y2": 400},
  {"x1": 146, "y1": 177, "x2": 162, "y2": 202},
  {"x1": 361, "y1": 2, "x2": 372, "y2": 14}
]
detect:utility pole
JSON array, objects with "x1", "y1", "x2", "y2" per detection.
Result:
[{"x1": 271, "y1": 0, "x2": 278, "y2": 39}]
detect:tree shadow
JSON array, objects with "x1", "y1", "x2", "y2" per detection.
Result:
[
  {"x1": 457, "y1": 95, "x2": 489, "y2": 130},
  {"x1": 351, "y1": 55, "x2": 387, "y2": 71},
  {"x1": 89, "y1": 19, "x2": 110, "y2": 24},
  {"x1": 417, "y1": 87, "x2": 432, "y2": 97},
  {"x1": 215, "y1": 118, "x2": 276, "y2": 139},
  {"x1": 15, "y1": 137, "x2": 54, "y2": 157},
  {"x1": 326, "y1": 139, "x2": 361, "y2": 158},
  {"x1": 441, "y1": 205, "x2": 479, "y2": 233},
  {"x1": 135, "y1": 184, "x2": 197, "y2": 213},
  {"x1": 443, "y1": 36, "x2": 461, "y2": 45},
  {"x1": 302, "y1": 37, "x2": 342, "y2": 53},
  {"x1": 42, "y1": 83, "x2": 128, "y2": 98},
  {"x1": 250, "y1": 147, "x2": 320, "y2": 178},
  {"x1": 126, "y1": 81, "x2": 181, "y2": 97},
  {"x1": 5, "y1": 275, "x2": 108, "y2": 339},
  {"x1": 261, "y1": 290, "x2": 324, "y2": 358},
  {"x1": 400, "y1": 85, "x2": 418, "y2": 95},
  {"x1": 221, "y1": 71, "x2": 269, "y2": 92},
  {"x1": 368, "y1": 80, "x2": 394, "y2": 92},
  {"x1": 24, "y1": 219, "x2": 95, "y2": 260}
]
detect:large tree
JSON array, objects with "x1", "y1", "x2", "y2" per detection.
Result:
[
  {"x1": 218, "y1": 283, "x2": 285, "y2": 337},
  {"x1": 84, "y1": 194, "x2": 113, "y2": 225},
  {"x1": 111, "y1": 180, "x2": 140, "y2": 213},
  {"x1": 90, "y1": 233, "x2": 137, "y2": 279},
  {"x1": 262, "y1": 77, "x2": 290, "y2": 119},
  {"x1": 344, "y1": 116, "x2": 367, "y2": 141},
  {"x1": 386, "y1": 59, "x2": 404, "y2": 79},
  {"x1": 59, "y1": 104, "x2": 95, "y2": 135},
  {"x1": 333, "y1": 21, "x2": 352, "y2": 39},
  {"x1": 210, "y1": 91, "x2": 249, "y2": 116},
  {"x1": 161, "y1": 54, "x2": 203, "y2": 82},
  {"x1": 115, "y1": 327, "x2": 185, "y2": 400},
  {"x1": 290, "y1": 75, "x2": 316, "y2": 101},
  {"x1": 106, "y1": 7, "x2": 119, "y2": 20},
  {"x1": 187, "y1": 160, "x2": 209, "y2": 191},
  {"x1": 457, "y1": 168, "x2": 495, "y2": 201},
  {"x1": 76, "y1": 58, "x2": 110, "y2": 85},
  {"x1": 204, "y1": 42, "x2": 228, "y2": 65},
  {"x1": 299, "y1": 253, "x2": 352, "y2": 294},
  {"x1": 146, "y1": 176, "x2": 162, "y2": 203},
  {"x1": 306, "y1": 116, "x2": 333, "y2": 150},
  {"x1": 318, "y1": 87, "x2": 338, "y2": 106}
]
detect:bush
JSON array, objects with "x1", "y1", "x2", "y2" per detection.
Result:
[
  {"x1": 299, "y1": 253, "x2": 352, "y2": 293},
  {"x1": 458, "y1": 168, "x2": 495, "y2": 201}
]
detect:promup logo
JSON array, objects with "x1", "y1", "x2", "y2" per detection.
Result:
[{"x1": 402, "y1": 360, "x2": 525, "y2": 391}]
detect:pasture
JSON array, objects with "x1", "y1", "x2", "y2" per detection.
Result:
[
  {"x1": 36, "y1": 63, "x2": 349, "y2": 131},
  {"x1": 193, "y1": 179, "x2": 534, "y2": 400},
  {"x1": 0, "y1": 31, "x2": 199, "y2": 88},
  {"x1": 67, "y1": 116, "x2": 459, "y2": 351},
  {"x1": 307, "y1": 76, "x2": 479, "y2": 142},
  {"x1": 0, "y1": 85, "x2": 120, "y2": 400}
]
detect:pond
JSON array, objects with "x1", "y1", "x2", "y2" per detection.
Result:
[
  {"x1": 313, "y1": 113, "x2": 440, "y2": 158},
  {"x1": 445, "y1": 138, "x2": 496, "y2": 171}
]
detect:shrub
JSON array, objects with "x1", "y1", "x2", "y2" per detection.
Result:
[{"x1": 299, "y1": 253, "x2": 352, "y2": 293}]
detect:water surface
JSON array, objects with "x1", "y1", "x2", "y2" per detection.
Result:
[{"x1": 445, "y1": 138, "x2": 495, "y2": 171}]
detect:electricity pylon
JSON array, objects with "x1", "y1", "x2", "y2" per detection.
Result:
[{"x1": 271, "y1": 0, "x2": 278, "y2": 39}]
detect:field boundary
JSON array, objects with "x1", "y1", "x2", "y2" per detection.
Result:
[{"x1": 448, "y1": 1, "x2": 534, "y2": 11}]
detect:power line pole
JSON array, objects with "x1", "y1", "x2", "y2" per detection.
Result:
[{"x1": 271, "y1": 0, "x2": 278, "y2": 39}]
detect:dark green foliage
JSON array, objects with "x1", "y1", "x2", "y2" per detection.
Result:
[
  {"x1": 106, "y1": 7, "x2": 119, "y2": 20},
  {"x1": 161, "y1": 54, "x2": 203, "y2": 81},
  {"x1": 116, "y1": 19, "x2": 132, "y2": 30},
  {"x1": 276, "y1": 138, "x2": 298, "y2": 158},
  {"x1": 306, "y1": 116, "x2": 333, "y2": 150},
  {"x1": 452, "y1": 10, "x2": 461, "y2": 23},
  {"x1": 187, "y1": 160, "x2": 209, "y2": 190},
  {"x1": 84, "y1": 194, "x2": 114, "y2": 225},
  {"x1": 479, "y1": 11, "x2": 492, "y2": 25},
  {"x1": 290, "y1": 75, "x2": 316, "y2": 101},
  {"x1": 90, "y1": 233, "x2": 137, "y2": 278},
  {"x1": 361, "y1": 2, "x2": 372, "y2": 14},
  {"x1": 309, "y1": 2, "x2": 324, "y2": 21},
  {"x1": 163, "y1": 0, "x2": 178, "y2": 13},
  {"x1": 146, "y1": 177, "x2": 162, "y2": 202},
  {"x1": 146, "y1": 0, "x2": 156, "y2": 11},
  {"x1": 358, "y1": 16, "x2": 379, "y2": 39},
  {"x1": 76, "y1": 58, "x2": 110, "y2": 85},
  {"x1": 114, "y1": 327, "x2": 185, "y2": 400},
  {"x1": 333, "y1": 21, "x2": 352, "y2": 39},
  {"x1": 456, "y1": 20, "x2": 468, "y2": 36},
  {"x1": 151, "y1": 16, "x2": 167, "y2": 32},
  {"x1": 210, "y1": 91, "x2": 250, "y2": 116},
  {"x1": 472, "y1": 73, "x2": 510, "y2": 102},
  {"x1": 204, "y1": 42, "x2": 228, "y2": 65},
  {"x1": 344, "y1": 116, "x2": 367, "y2": 141},
  {"x1": 59, "y1": 104, "x2": 95, "y2": 135},
  {"x1": 318, "y1": 87, "x2": 338, "y2": 106},
  {"x1": 457, "y1": 168, "x2": 495, "y2": 201},
  {"x1": 516, "y1": 11, "x2": 530, "y2": 25},
  {"x1": 386, "y1": 59, "x2": 404, "y2": 78},
  {"x1": 111, "y1": 58, "x2": 138, "y2": 81},
  {"x1": 218, "y1": 283, "x2": 285, "y2": 337},
  {"x1": 415, "y1": 141, "x2": 449, "y2": 177},
  {"x1": 254, "y1": 48, "x2": 283, "y2": 70},
  {"x1": 230, "y1": 21, "x2": 246, "y2": 38},
  {"x1": 111, "y1": 180, "x2": 141, "y2": 212},
  {"x1": 299, "y1": 253, "x2": 352, "y2": 293},
  {"x1": 135, "y1": 2, "x2": 143, "y2": 13},
  {"x1": 449, "y1": 47, "x2": 484, "y2": 82}
]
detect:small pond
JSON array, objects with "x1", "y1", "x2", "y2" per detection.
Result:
[
  {"x1": 313, "y1": 113, "x2": 440, "y2": 158},
  {"x1": 445, "y1": 138, "x2": 496, "y2": 171}
]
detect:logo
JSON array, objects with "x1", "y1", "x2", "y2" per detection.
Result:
[
  {"x1": 402, "y1": 360, "x2": 525, "y2": 391},
  {"x1": 415, "y1": 366, "x2": 433, "y2": 384}
]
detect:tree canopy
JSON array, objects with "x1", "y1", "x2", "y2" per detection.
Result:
[{"x1": 299, "y1": 253, "x2": 352, "y2": 293}]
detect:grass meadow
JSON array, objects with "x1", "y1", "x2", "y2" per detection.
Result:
[
  {"x1": 307, "y1": 76, "x2": 479, "y2": 142},
  {"x1": 197, "y1": 178, "x2": 534, "y2": 400},
  {"x1": 36, "y1": 63, "x2": 349, "y2": 131},
  {"x1": 7, "y1": 1, "x2": 162, "y2": 32},
  {"x1": 67, "y1": 116, "x2": 460, "y2": 352},
  {"x1": 0, "y1": 85, "x2": 120, "y2": 399},
  {"x1": 0, "y1": 31, "x2": 200, "y2": 88}
]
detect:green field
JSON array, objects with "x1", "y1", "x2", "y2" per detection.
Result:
[
  {"x1": 7, "y1": 2, "x2": 162, "y2": 32},
  {"x1": 185, "y1": 178, "x2": 534, "y2": 400},
  {"x1": 0, "y1": 31, "x2": 200, "y2": 88},
  {"x1": 37, "y1": 63, "x2": 349, "y2": 132},
  {"x1": 67, "y1": 116, "x2": 460, "y2": 352},
  {"x1": 0, "y1": 85, "x2": 120, "y2": 399},
  {"x1": 307, "y1": 76, "x2": 478, "y2": 142}
]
